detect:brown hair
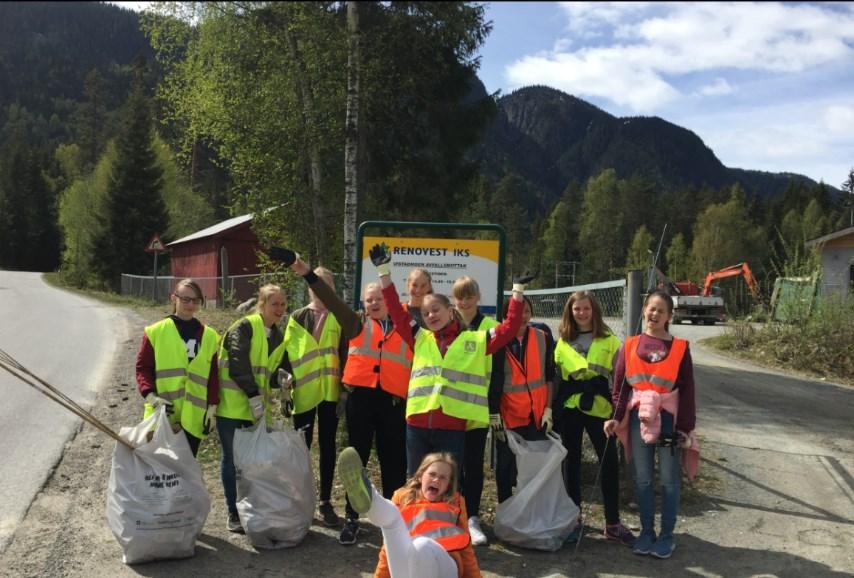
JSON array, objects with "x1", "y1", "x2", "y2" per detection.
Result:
[
  {"x1": 400, "y1": 452, "x2": 459, "y2": 506},
  {"x1": 643, "y1": 289, "x2": 674, "y2": 331},
  {"x1": 452, "y1": 276, "x2": 480, "y2": 300},
  {"x1": 422, "y1": 293, "x2": 466, "y2": 329},
  {"x1": 255, "y1": 283, "x2": 285, "y2": 314},
  {"x1": 171, "y1": 278, "x2": 204, "y2": 313},
  {"x1": 559, "y1": 291, "x2": 612, "y2": 342},
  {"x1": 407, "y1": 268, "x2": 434, "y2": 292},
  {"x1": 502, "y1": 294, "x2": 534, "y2": 318}
]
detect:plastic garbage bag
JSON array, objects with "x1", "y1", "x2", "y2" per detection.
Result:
[
  {"x1": 106, "y1": 406, "x2": 210, "y2": 564},
  {"x1": 494, "y1": 430, "x2": 579, "y2": 551},
  {"x1": 234, "y1": 420, "x2": 315, "y2": 549}
]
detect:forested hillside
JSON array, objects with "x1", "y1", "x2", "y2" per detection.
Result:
[{"x1": 0, "y1": 1, "x2": 848, "y2": 308}]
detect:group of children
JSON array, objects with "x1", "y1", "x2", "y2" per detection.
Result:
[{"x1": 135, "y1": 244, "x2": 696, "y2": 576}]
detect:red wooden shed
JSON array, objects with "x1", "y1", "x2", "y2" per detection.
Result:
[{"x1": 167, "y1": 213, "x2": 260, "y2": 306}]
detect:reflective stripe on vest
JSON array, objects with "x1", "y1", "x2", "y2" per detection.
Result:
[
  {"x1": 624, "y1": 335, "x2": 687, "y2": 394},
  {"x1": 399, "y1": 499, "x2": 470, "y2": 552},
  {"x1": 465, "y1": 315, "x2": 500, "y2": 431},
  {"x1": 342, "y1": 318, "x2": 412, "y2": 398},
  {"x1": 143, "y1": 318, "x2": 219, "y2": 440},
  {"x1": 554, "y1": 334, "x2": 621, "y2": 419},
  {"x1": 284, "y1": 313, "x2": 342, "y2": 414},
  {"x1": 216, "y1": 314, "x2": 286, "y2": 423},
  {"x1": 500, "y1": 326, "x2": 548, "y2": 429},
  {"x1": 407, "y1": 329, "x2": 490, "y2": 423}
]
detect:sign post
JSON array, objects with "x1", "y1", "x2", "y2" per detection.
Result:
[
  {"x1": 355, "y1": 221, "x2": 506, "y2": 317},
  {"x1": 144, "y1": 233, "x2": 167, "y2": 301}
]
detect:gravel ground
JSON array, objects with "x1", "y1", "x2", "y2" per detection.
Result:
[{"x1": 1, "y1": 305, "x2": 852, "y2": 578}]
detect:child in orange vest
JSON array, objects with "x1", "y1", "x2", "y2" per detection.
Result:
[{"x1": 338, "y1": 447, "x2": 481, "y2": 578}]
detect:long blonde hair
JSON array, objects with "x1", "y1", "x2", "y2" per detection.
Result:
[
  {"x1": 421, "y1": 293, "x2": 466, "y2": 329},
  {"x1": 400, "y1": 452, "x2": 459, "y2": 506},
  {"x1": 558, "y1": 290, "x2": 612, "y2": 342}
]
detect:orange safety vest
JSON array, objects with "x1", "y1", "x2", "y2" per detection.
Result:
[
  {"x1": 624, "y1": 335, "x2": 688, "y2": 394},
  {"x1": 342, "y1": 318, "x2": 412, "y2": 399},
  {"x1": 500, "y1": 326, "x2": 549, "y2": 430},
  {"x1": 399, "y1": 495, "x2": 470, "y2": 552}
]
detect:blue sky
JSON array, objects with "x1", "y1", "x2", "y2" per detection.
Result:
[
  {"x1": 477, "y1": 2, "x2": 854, "y2": 187},
  {"x1": 114, "y1": 1, "x2": 853, "y2": 186}
]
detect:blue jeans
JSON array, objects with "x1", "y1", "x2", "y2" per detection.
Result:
[
  {"x1": 406, "y1": 425, "x2": 466, "y2": 478},
  {"x1": 216, "y1": 416, "x2": 253, "y2": 516},
  {"x1": 630, "y1": 409, "x2": 680, "y2": 538}
]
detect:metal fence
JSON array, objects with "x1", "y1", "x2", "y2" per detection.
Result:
[
  {"x1": 504, "y1": 278, "x2": 628, "y2": 341},
  {"x1": 121, "y1": 273, "x2": 263, "y2": 307}
]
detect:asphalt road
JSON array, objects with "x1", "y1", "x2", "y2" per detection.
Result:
[{"x1": 0, "y1": 271, "x2": 130, "y2": 552}]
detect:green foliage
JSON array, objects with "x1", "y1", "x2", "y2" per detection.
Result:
[
  {"x1": 710, "y1": 297, "x2": 854, "y2": 383},
  {"x1": 665, "y1": 233, "x2": 692, "y2": 281},
  {"x1": 153, "y1": 133, "x2": 215, "y2": 239},
  {"x1": 578, "y1": 169, "x2": 625, "y2": 280},
  {"x1": 691, "y1": 184, "x2": 766, "y2": 277},
  {"x1": 625, "y1": 225, "x2": 654, "y2": 270},
  {"x1": 91, "y1": 63, "x2": 168, "y2": 290}
]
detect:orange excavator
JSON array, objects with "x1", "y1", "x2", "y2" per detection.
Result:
[{"x1": 702, "y1": 262, "x2": 761, "y2": 299}]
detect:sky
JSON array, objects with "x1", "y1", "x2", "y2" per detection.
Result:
[
  {"x1": 477, "y1": 1, "x2": 854, "y2": 187},
  {"x1": 112, "y1": 1, "x2": 853, "y2": 186}
]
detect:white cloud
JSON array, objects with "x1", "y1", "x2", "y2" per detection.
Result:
[
  {"x1": 824, "y1": 105, "x2": 854, "y2": 134},
  {"x1": 506, "y1": 2, "x2": 854, "y2": 112},
  {"x1": 697, "y1": 78, "x2": 734, "y2": 97}
]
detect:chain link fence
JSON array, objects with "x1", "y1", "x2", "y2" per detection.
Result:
[
  {"x1": 121, "y1": 274, "x2": 265, "y2": 307},
  {"x1": 504, "y1": 278, "x2": 628, "y2": 340}
]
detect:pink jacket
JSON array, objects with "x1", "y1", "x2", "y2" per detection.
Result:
[{"x1": 615, "y1": 388, "x2": 700, "y2": 482}]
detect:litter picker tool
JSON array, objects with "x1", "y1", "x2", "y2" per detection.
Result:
[{"x1": 0, "y1": 347, "x2": 134, "y2": 450}]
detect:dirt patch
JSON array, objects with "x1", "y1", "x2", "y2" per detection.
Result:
[{"x1": 1, "y1": 306, "x2": 852, "y2": 577}]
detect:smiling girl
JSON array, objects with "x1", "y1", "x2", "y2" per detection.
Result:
[
  {"x1": 338, "y1": 447, "x2": 481, "y2": 578},
  {"x1": 604, "y1": 289, "x2": 696, "y2": 559},
  {"x1": 135, "y1": 278, "x2": 219, "y2": 458},
  {"x1": 369, "y1": 244, "x2": 531, "y2": 478}
]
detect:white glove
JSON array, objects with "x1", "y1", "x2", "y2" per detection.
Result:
[
  {"x1": 541, "y1": 407, "x2": 553, "y2": 435},
  {"x1": 277, "y1": 368, "x2": 294, "y2": 388},
  {"x1": 490, "y1": 413, "x2": 505, "y2": 443},
  {"x1": 146, "y1": 392, "x2": 173, "y2": 412},
  {"x1": 248, "y1": 395, "x2": 265, "y2": 422},
  {"x1": 205, "y1": 404, "x2": 217, "y2": 432},
  {"x1": 336, "y1": 390, "x2": 349, "y2": 419},
  {"x1": 278, "y1": 369, "x2": 294, "y2": 417},
  {"x1": 678, "y1": 430, "x2": 692, "y2": 449}
]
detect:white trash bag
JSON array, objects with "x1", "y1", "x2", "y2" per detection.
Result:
[
  {"x1": 234, "y1": 420, "x2": 315, "y2": 549},
  {"x1": 494, "y1": 430, "x2": 579, "y2": 551},
  {"x1": 106, "y1": 406, "x2": 211, "y2": 564}
]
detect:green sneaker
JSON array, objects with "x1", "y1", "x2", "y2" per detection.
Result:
[{"x1": 338, "y1": 447, "x2": 373, "y2": 514}]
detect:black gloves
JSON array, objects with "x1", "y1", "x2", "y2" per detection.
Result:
[
  {"x1": 369, "y1": 243, "x2": 391, "y2": 267},
  {"x1": 512, "y1": 271, "x2": 537, "y2": 286},
  {"x1": 268, "y1": 246, "x2": 297, "y2": 267}
]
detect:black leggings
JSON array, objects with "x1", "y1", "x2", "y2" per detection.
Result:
[
  {"x1": 560, "y1": 408, "x2": 621, "y2": 525},
  {"x1": 462, "y1": 427, "x2": 489, "y2": 517},
  {"x1": 293, "y1": 400, "x2": 339, "y2": 502}
]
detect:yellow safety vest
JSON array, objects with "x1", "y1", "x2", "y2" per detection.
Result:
[
  {"x1": 284, "y1": 313, "x2": 342, "y2": 415},
  {"x1": 554, "y1": 334, "x2": 621, "y2": 419},
  {"x1": 408, "y1": 329, "x2": 490, "y2": 424},
  {"x1": 466, "y1": 315, "x2": 499, "y2": 431},
  {"x1": 217, "y1": 314, "x2": 286, "y2": 423},
  {"x1": 142, "y1": 318, "x2": 219, "y2": 439}
]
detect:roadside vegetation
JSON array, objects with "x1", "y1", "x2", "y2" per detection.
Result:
[{"x1": 707, "y1": 297, "x2": 854, "y2": 385}]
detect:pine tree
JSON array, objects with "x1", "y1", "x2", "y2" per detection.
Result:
[{"x1": 92, "y1": 58, "x2": 167, "y2": 290}]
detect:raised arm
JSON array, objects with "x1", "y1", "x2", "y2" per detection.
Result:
[{"x1": 485, "y1": 271, "x2": 536, "y2": 354}]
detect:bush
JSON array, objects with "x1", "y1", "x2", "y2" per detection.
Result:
[{"x1": 710, "y1": 296, "x2": 853, "y2": 382}]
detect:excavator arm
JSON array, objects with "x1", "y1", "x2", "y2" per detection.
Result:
[{"x1": 702, "y1": 263, "x2": 761, "y2": 298}]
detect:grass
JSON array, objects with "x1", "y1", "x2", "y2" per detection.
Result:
[{"x1": 706, "y1": 296, "x2": 854, "y2": 385}]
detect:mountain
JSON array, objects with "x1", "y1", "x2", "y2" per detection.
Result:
[{"x1": 473, "y1": 85, "x2": 825, "y2": 202}]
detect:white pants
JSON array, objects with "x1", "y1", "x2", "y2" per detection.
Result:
[{"x1": 368, "y1": 488, "x2": 458, "y2": 578}]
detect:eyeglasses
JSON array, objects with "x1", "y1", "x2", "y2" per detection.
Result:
[{"x1": 174, "y1": 294, "x2": 202, "y2": 305}]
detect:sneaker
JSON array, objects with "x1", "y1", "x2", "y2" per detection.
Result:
[
  {"x1": 226, "y1": 511, "x2": 244, "y2": 533},
  {"x1": 604, "y1": 523, "x2": 636, "y2": 547},
  {"x1": 468, "y1": 516, "x2": 488, "y2": 546},
  {"x1": 338, "y1": 518, "x2": 360, "y2": 545},
  {"x1": 318, "y1": 501, "x2": 340, "y2": 527},
  {"x1": 650, "y1": 535, "x2": 676, "y2": 559},
  {"x1": 337, "y1": 446, "x2": 373, "y2": 515},
  {"x1": 564, "y1": 521, "x2": 583, "y2": 544},
  {"x1": 633, "y1": 529, "x2": 656, "y2": 555}
]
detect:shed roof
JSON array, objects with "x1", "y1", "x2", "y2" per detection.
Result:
[
  {"x1": 805, "y1": 225, "x2": 854, "y2": 248},
  {"x1": 167, "y1": 213, "x2": 253, "y2": 247}
]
